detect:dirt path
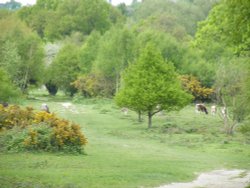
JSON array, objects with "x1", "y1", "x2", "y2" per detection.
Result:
[{"x1": 157, "y1": 169, "x2": 250, "y2": 188}]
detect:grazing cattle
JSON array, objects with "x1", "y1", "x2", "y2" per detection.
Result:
[
  {"x1": 195, "y1": 103, "x2": 208, "y2": 114},
  {"x1": 61, "y1": 102, "x2": 72, "y2": 109},
  {"x1": 211, "y1": 105, "x2": 217, "y2": 115},
  {"x1": 121, "y1": 107, "x2": 128, "y2": 115},
  {"x1": 41, "y1": 103, "x2": 50, "y2": 113},
  {"x1": 221, "y1": 106, "x2": 227, "y2": 118}
]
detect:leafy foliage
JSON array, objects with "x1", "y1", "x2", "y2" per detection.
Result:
[
  {"x1": 195, "y1": 0, "x2": 250, "y2": 56},
  {"x1": 78, "y1": 31, "x2": 101, "y2": 74},
  {"x1": 94, "y1": 26, "x2": 136, "y2": 94},
  {"x1": 18, "y1": 0, "x2": 124, "y2": 40},
  {"x1": 0, "y1": 14, "x2": 45, "y2": 92},
  {"x1": 73, "y1": 73, "x2": 114, "y2": 98},
  {"x1": 0, "y1": 105, "x2": 87, "y2": 153},
  {"x1": 45, "y1": 80, "x2": 58, "y2": 96},
  {"x1": 137, "y1": 29, "x2": 190, "y2": 71},
  {"x1": 130, "y1": 0, "x2": 217, "y2": 36},
  {"x1": 116, "y1": 43, "x2": 191, "y2": 128},
  {"x1": 180, "y1": 52, "x2": 217, "y2": 87},
  {"x1": 180, "y1": 75, "x2": 214, "y2": 101},
  {"x1": 48, "y1": 44, "x2": 80, "y2": 96},
  {"x1": 26, "y1": 111, "x2": 87, "y2": 152},
  {"x1": 214, "y1": 59, "x2": 249, "y2": 134},
  {"x1": 0, "y1": 69, "x2": 21, "y2": 102},
  {"x1": 0, "y1": 105, "x2": 34, "y2": 131}
]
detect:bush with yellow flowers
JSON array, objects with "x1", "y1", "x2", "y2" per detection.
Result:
[
  {"x1": 180, "y1": 75, "x2": 214, "y2": 101},
  {"x1": 0, "y1": 105, "x2": 87, "y2": 153},
  {"x1": 0, "y1": 104, "x2": 34, "y2": 131}
]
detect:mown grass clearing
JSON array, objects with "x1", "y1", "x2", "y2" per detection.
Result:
[{"x1": 0, "y1": 96, "x2": 249, "y2": 188}]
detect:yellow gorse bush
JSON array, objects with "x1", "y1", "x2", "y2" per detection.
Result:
[
  {"x1": 32, "y1": 111, "x2": 87, "y2": 147},
  {"x1": 24, "y1": 129, "x2": 38, "y2": 146},
  {"x1": 0, "y1": 104, "x2": 87, "y2": 152},
  {"x1": 33, "y1": 111, "x2": 58, "y2": 125},
  {"x1": 0, "y1": 104, "x2": 34, "y2": 130},
  {"x1": 180, "y1": 75, "x2": 214, "y2": 101}
]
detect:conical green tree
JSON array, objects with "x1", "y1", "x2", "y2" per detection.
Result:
[{"x1": 116, "y1": 43, "x2": 191, "y2": 128}]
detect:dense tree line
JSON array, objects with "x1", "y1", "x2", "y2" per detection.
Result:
[
  {"x1": 0, "y1": 0, "x2": 249, "y2": 131},
  {"x1": 0, "y1": 13, "x2": 44, "y2": 95},
  {"x1": 0, "y1": 0, "x2": 21, "y2": 10},
  {"x1": 18, "y1": 0, "x2": 124, "y2": 40}
]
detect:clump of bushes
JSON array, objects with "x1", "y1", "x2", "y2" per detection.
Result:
[
  {"x1": 0, "y1": 105, "x2": 87, "y2": 153},
  {"x1": 0, "y1": 105, "x2": 34, "y2": 130}
]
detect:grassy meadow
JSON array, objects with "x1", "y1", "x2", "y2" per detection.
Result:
[{"x1": 0, "y1": 93, "x2": 250, "y2": 188}]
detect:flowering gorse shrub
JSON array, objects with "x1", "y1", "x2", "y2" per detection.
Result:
[
  {"x1": 0, "y1": 105, "x2": 34, "y2": 130},
  {"x1": 0, "y1": 104, "x2": 87, "y2": 153},
  {"x1": 33, "y1": 111, "x2": 58, "y2": 126},
  {"x1": 180, "y1": 75, "x2": 214, "y2": 101},
  {"x1": 23, "y1": 124, "x2": 52, "y2": 151}
]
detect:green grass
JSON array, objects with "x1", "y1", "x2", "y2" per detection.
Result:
[{"x1": 0, "y1": 95, "x2": 250, "y2": 188}]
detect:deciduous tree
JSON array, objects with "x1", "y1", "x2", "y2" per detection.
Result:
[
  {"x1": 48, "y1": 44, "x2": 80, "y2": 96},
  {"x1": 94, "y1": 26, "x2": 136, "y2": 95},
  {"x1": 116, "y1": 43, "x2": 191, "y2": 128},
  {"x1": 0, "y1": 68, "x2": 21, "y2": 102},
  {"x1": 0, "y1": 15, "x2": 44, "y2": 93},
  {"x1": 195, "y1": 0, "x2": 250, "y2": 56},
  {"x1": 214, "y1": 59, "x2": 248, "y2": 134}
]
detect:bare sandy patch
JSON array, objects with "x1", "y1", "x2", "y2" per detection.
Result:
[
  {"x1": 157, "y1": 169, "x2": 250, "y2": 188},
  {"x1": 60, "y1": 102, "x2": 80, "y2": 114}
]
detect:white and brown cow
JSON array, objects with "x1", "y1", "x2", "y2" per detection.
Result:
[
  {"x1": 211, "y1": 105, "x2": 217, "y2": 115},
  {"x1": 221, "y1": 106, "x2": 227, "y2": 118},
  {"x1": 121, "y1": 107, "x2": 128, "y2": 115},
  {"x1": 195, "y1": 103, "x2": 208, "y2": 114}
]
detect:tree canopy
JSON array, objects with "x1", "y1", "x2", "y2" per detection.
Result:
[
  {"x1": 0, "y1": 68, "x2": 21, "y2": 102},
  {"x1": 195, "y1": 0, "x2": 250, "y2": 56},
  {"x1": 18, "y1": 0, "x2": 124, "y2": 40},
  {"x1": 116, "y1": 43, "x2": 191, "y2": 128},
  {"x1": 0, "y1": 14, "x2": 44, "y2": 93}
]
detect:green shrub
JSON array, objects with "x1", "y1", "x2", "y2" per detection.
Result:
[
  {"x1": 0, "y1": 106, "x2": 88, "y2": 153},
  {"x1": 0, "y1": 127, "x2": 27, "y2": 152},
  {"x1": 33, "y1": 112, "x2": 88, "y2": 152},
  {"x1": 23, "y1": 123, "x2": 53, "y2": 151},
  {"x1": 0, "y1": 68, "x2": 21, "y2": 102},
  {"x1": 0, "y1": 105, "x2": 34, "y2": 131},
  {"x1": 239, "y1": 116, "x2": 250, "y2": 136}
]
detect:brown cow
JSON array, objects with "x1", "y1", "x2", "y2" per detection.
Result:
[{"x1": 195, "y1": 103, "x2": 208, "y2": 114}]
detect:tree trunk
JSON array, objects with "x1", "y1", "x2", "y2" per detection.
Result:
[
  {"x1": 115, "y1": 74, "x2": 120, "y2": 94},
  {"x1": 138, "y1": 111, "x2": 142, "y2": 122},
  {"x1": 221, "y1": 111, "x2": 236, "y2": 135},
  {"x1": 148, "y1": 112, "x2": 153, "y2": 128}
]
